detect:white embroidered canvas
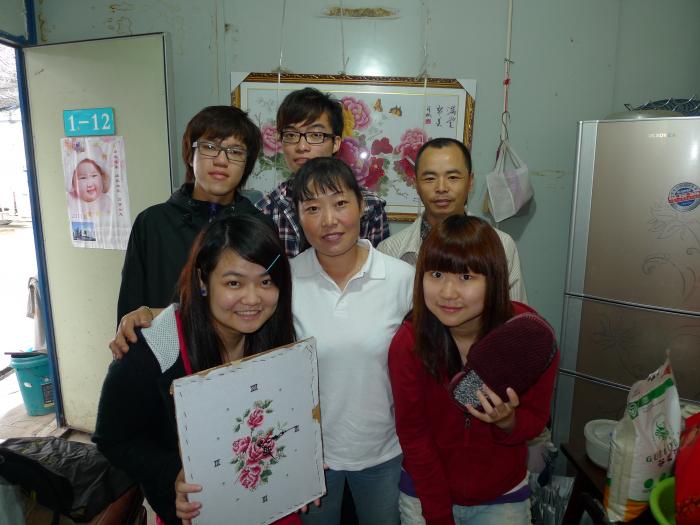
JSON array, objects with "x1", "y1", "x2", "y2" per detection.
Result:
[{"x1": 173, "y1": 338, "x2": 324, "y2": 525}]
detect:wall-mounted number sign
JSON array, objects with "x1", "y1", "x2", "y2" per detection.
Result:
[{"x1": 63, "y1": 108, "x2": 115, "y2": 137}]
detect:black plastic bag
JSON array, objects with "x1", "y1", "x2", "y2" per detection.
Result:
[{"x1": 0, "y1": 437, "x2": 134, "y2": 523}]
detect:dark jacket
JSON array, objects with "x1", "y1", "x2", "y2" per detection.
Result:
[
  {"x1": 93, "y1": 317, "x2": 185, "y2": 524},
  {"x1": 116, "y1": 184, "x2": 273, "y2": 321}
]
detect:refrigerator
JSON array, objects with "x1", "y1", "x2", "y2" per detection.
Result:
[{"x1": 553, "y1": 117, "x2": 700, "y2": 445}]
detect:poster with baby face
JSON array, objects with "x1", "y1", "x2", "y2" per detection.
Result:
[
  {"x1": 61, "y1": 136, "x2": 131, "y2": 250},
  {"x1": 173, "y1": 338, "x2": 325, "y2": 525}
]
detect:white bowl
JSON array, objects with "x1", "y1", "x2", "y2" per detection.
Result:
[{"x1": 584, "y1": 419, "x2": 617, "y2": 469}]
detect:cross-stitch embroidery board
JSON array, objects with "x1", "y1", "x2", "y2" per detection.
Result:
[{"x1": 173, "y1": 338, "x2": 324, "y2": 525}]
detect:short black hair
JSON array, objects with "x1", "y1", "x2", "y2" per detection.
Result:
[
  {"x1": 415, "y1": 137, "x2": 472, "y2": 174},
  {"x1": 277, "y1": 88, "x2": 344, "y2": 137},
  {"x1": 292, "y1": 157, "x2": 363, "y2": 207},
  {"x1": 182, "y1": 106, "x2": 262, "y2": 187}
]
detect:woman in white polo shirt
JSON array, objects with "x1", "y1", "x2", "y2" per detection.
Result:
[{"x1": 291, "y1": 157, "x2": 414, "y2": 525}]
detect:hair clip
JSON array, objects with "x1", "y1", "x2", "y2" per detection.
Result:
[{"x1": 265, "y1": 254, "x2": 281, "y2": 273}]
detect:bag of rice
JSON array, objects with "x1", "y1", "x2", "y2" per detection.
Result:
[{"x1": 603, "y1": 358, "x2": 681, "y2": 522}]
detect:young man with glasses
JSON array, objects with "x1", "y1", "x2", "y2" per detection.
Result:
[
  {"x1": 255, "y1": 87, "x2": 389, "y2": 257},
  {"x1": 116, "y1": 105, "x2": 271, "y2": 322}
]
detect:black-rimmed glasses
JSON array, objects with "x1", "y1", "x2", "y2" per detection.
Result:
[
  {"x1": 192, "y1": 141, "x2": 247, "y2": 163},
  {"x1": 279, "y1": 130, "x2": 336, "y2": 145}
]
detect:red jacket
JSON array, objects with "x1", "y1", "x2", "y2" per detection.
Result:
[{"x1": 388, "y1": 302, "x2": 559, "y2": 525}]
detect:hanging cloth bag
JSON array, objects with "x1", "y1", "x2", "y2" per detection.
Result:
[{"x1": 486, "y1": 140, "x2": 533, "y2": 222}]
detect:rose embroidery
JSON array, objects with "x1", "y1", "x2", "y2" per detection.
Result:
[
  {"x1": 253, "y1": 122, "x2": 292, "y2": 180},
  {"x1": 247, "y1": 432, "x2": 277, "y2": 464},
  {"x1": 363, "y1": 157, "x2": 385, "y2": 191},
  {"x1": 248, "y1": 94, "x2": 442, "y2": 196},
  {"x1": 239, "y1": 464, "x2": 262, "y2": 490},
  {"x1": 341, "y1": 96, "x2": 371, "y2": 130},
  {"x1": 247, "y1": 407, "x2": 265, "y2": 429},
  {"x1": 371, "y1": 137, "x2": 393, "y2": 156},
  {"x1": 260, "y1": 122, "x2": 282, "y2": 157},
  {"x1": 232, "y1": 435, "x2": 251, "y2": 456},
  {"x1": 337, "y1": 137, "x2": 370, "y2": 183},
  {"x1": 394, "y1": 128, "x2": 430, "y2": 186},
  {"x1": 231, "y1": 400, "x2": 290, "y2": 491}
]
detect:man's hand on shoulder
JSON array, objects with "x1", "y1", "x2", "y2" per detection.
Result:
[{"x1": 109, "y1": 306, "x2": 161, "y2": 359}]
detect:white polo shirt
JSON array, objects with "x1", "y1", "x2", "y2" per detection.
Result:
[{"x1": 290, "y1": 240, "x2": 414, "y2": 471}]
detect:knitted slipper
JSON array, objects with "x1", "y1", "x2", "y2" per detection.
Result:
[{"x1": 448, "y1": 312, "x2": 558, "y2": 411}]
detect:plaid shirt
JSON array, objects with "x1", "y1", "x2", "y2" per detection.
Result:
[{"x1": 255, "y1": 180, "x2": 390, "y2": 258}]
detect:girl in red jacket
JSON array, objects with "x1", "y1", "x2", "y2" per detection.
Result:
[{"x1": 388, "y1": 215, "x2": 559, "y2": 525}]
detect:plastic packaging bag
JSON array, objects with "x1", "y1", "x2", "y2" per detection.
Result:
[
  {"x1": 604, "y1": 358, "x2": 681, "y2": 522},
  {"x1": 0, "y1": 437, "x2": 134, "y2": 523},
  {"x1": 486, "y1": 140, "x2": 533, "y2": 222}
]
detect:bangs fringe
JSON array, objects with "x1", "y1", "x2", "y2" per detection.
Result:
[
  {"x1": 298, "y1": 175, "x2": 346, "y2": 201},
  {"x1": 422, "y1": 235, "x2": 488, "y2": 276}
]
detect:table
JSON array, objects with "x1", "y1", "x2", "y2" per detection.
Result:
[{"x1": 561, "y1": 441, "x2": 656, "y2": 525}]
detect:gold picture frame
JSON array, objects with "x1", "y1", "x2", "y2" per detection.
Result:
[{"x1": 232, "y1": 72, "x2": 476, "y2": 221}]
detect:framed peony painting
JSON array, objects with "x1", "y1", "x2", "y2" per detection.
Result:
[
  {"x1": 232, "y1": 72, "x2": 476, "y2": 221},
  {"x1": 173, "y1": 338, "x2": 324, "y2": 525}
]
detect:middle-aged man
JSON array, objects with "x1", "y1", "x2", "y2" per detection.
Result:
[
  {"x1": 378, "y1": 137, "x2": 527, "y2": 302},
  {"x1": 255, "y1": 87, "x2": 389, "y2": 258}
]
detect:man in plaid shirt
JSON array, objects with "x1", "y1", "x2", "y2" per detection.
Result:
[{"x1": 255, "y1": 88, "x2": 389, "y2": 258}]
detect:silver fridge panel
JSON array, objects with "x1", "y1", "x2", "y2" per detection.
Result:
[
  {"x1": 555, "y1": 295, "x2": 700, "y2": 444},
  {"x1": 553, "y1": 373, "x2": 629, "y2": 447},
  {"x1": 561, "y1": 295, "x2": 700, "y2": 399},
  {"x1": 567, "y1": 118, "x2": 700, "y2": 314}
]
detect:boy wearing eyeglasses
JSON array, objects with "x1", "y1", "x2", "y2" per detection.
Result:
[
  {"x1": 116, "y1": 105, "x2": 272, "y2": 321},
  {"x1": 255, "y1": 87, "x2": 389, "y2": 257}
]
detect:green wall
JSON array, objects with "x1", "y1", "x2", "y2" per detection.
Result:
[
  {"x1": 0, "y1": 0, "x2": 27, "y2": 40},
  {"x1": 30, "y1": 0, "x2": 700, "y2": 331}
]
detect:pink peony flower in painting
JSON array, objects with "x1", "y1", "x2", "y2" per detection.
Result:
[
  {"x1": 394, "y1": 128, "x2": 430, "y2": 186},
  {"x1": 261, "y1": 122, "x2": 282, "y2": 157},
  {"x1": 341, "y1": 96, "x2": 372, "y2": 130},
  {"x1": 363, "y1": 157, "x2": 385, "y2": 191},
  {"x1": 239, "y1": 464, "x2": 262, "y2": 490},
  {"x1": 247, "y1": 407, "x2": 265, "y2": 429},
  {"x1": 337, "y1": 137, "x2": 370, "y2": 185},
  {"x1": 371, "y1": 137, "x2": 393, "y2": 156}
]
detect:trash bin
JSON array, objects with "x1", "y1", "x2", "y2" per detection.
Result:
[{"x1": 10, "y1": 353, "x2": 55, "y2": 416}]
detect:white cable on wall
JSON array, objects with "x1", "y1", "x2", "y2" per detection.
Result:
[
  {"x1": 501, "y1": 0, "x2": 514, "y2": 142},
  {"x1": 273, "y1": 0, "x2": 288, "y2": 185},
  {"x1": 417, "y1": 0, "x2": 432, "y2": 217},
  {"x1": 339, "y1": 0, "x2": 349, "y2": 74}
]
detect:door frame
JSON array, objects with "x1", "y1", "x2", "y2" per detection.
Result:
[
  {"x1": 1, "y1": 3, "x2": 66, "y2": 424},
  {"x1": 2, "y1": 6, "x2": 175, "y2": 426}
]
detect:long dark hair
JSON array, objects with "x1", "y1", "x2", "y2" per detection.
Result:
[
  {"x1": 177, "y1": 215, "x2": 295, "y2": 372},
  {"x1": 413, "y1": 215, "x2": 513, "y2": 379}
]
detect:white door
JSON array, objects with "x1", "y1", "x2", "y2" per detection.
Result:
[{"x1": 24, "y1": 33, "x2": 173, "y2": 431}]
